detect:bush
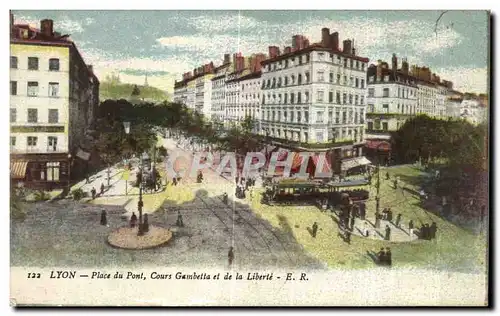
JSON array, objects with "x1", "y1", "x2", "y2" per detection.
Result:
[
  {"x1": 72, "y1": 188, "x2": 86, "y2": 200},
  {"x1": 33, "y1": 190, "x2": 50, "y2": 202},
  {"x1": 10, "y1": 193, "x2": 26, "y2": 221}
]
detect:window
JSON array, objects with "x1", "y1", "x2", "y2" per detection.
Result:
[
  {"x1": 362, "y1": 63, "x2": 365, "y2": 71},
  {"x1": 335, "y1": 111, "x2": 340, "y2": 124},
  {"x1": 349, "y1": 94, "x2": 353, "y2": 104},
  {"x1": 317, "y1": 71, "x2": 324, "y2": 82},
  {"x1": 342, "y1": 111, "x2": 347, "y2": 124},
  {"x1": 48, "y1": 109, "x2": 59, "y2": 123},
  {"x1": 369, "y1": 76, "x2": 375, "y2": 83},
  {"x1": 284, "y1": 77, "x2": 288, "y2": 85},
  {"x1": 367, "y1": 122, "x2": 374, "y2": 130},
  {"x1": 305, "y1": 91, "x2": 310, "y2": 103},
  {"x1": 49, "y1": 82, "x2": 59, "y2": 97},
  {"x1": 27, "y1": 136, "x2": 38, "y2": 147},
  {"x1": 336, "y1": 74, "x2": 341, "y2": 84},
  {"x1": 47, "y1": 162, "x2": 60, "y2": 181},
  {"x1": 10, "y1": 108, "x2": 16, "y2": 122},
  {"x1": 328, "y1": 111, "x2": 333, "y2": 123},
  {"x1": 297, "y1": 92, "x2": 302, "y2": 104},
  {"x1": 316, "y1": 111, "x2": 324, "y2": 123},
  {"x1": 317, "y1": 90, "x2": 324, "y2": 102},
  {"x1": 343, "y1": 76, "x2": 347, "y2": 85},
  {"x1": 298, "y1": 74, "x2": 302, "y2": 85},
  {"x1": 297, "y1": 111, "x2": 302, "y2": 123},
  {"x1": 384, "y1": 75, "x2": 389, "y2": 82},
  {"x1": 28, "y1": 57, "x2": 39, "y2": 70},
  {"x1": 316, "y1": 132, "x2": 324, "y2": 142},
  {"x1": 10, "y1": 56, "x2": 18, "y2": 69},
  {"x1": 360, "y1": 96, "x2": 364, "y2": 105},
  {"x1": 27, "y1": 81, "x2": 39, "y2": 97},
  {"x1": 368, "y1": 88, "x2": 375, "y2": 97},
  {"x1": 47, "y1": 136, "x2": 58, "y2": 152},
  {"x1": 290, "y1": 93, "x2": 295, "y2": 104},
  {"x1": 361, "y1": 79, "x2": 365, "y2": 89},
  {"x1": 343, "y1": 93, "x2": 347, "y2": 104},
  {"x1": 383, "y1": 104, "x2": 389, "y2": 112},
  {"x1": 305, "y1": 72, "x2": 310, "y2": 83},
  {"x1": 329, "y1": 72, "x2": 334, "y2": 83},
  {"x1": 383, "y1": 88, "x2": 389, "y2": 97},
  {"x1": 382, "y1": 122, "x2": 388, "y2": 131},
  {"x1": 350, "y1": 59, "x2": 353, "y2": 68},
  {"x1": 318, "y1": 53, "x2": 325, "y2": 61},
  {"x1": 355, "y1": 95, "x2": 359, "y2": 105},
  {"x1": 10, "y1": 136, "x2": 16, "y2": 148},
  {"x1": 49, "y1": 58, "x2": 60, "y2": 71},
  {"x1": 329, "y1": 91, "x2": 334, "y2": 103},
  {"x1": 356, "y1": 61, "x2": 359, "y2": 69},
  {"x1": 304, "y1": 111, "x2": 309, "y2": 123},
  {"x1": 28, "y1": 108, "x2": 38, "y2": 123},
  {"x1": 374, "y1": 120, "x2": 381, "y2": 130},
  {"x1": 343, "y1": 58, "x2": 347, "y2": 67},
  {"x1": 10, "y1": 81, "x2": 17, "y2": 95},
  {"x1": 336, "y1": 92, "x2": 341, "y2": 104},
  {"x1": 350, "y1": 77, "x2": 354, "y2": 87},
  {"x1": 306, "y1": 54, "x2": 310, "y2": 63},
  {"x1": 355, "y1": 78, "x2": 359, "y2": 88},
  {"x1": 284, "y1": 94, "x2": 287, "y2": 104},
  {"x1": 290, "y1": 111, "x2": 295, "y2": 122}
]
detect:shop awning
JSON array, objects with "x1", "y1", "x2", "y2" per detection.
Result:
[
  {"x1": 365, "y1": 140, "x2": 391, "y2": 151},
  {"x1": 10, "y1": 160, "x2": 28, "y2": 179},
  {"x1": 310, "y1": 153, "x2": 333, "y2": 175},
  {"x1": 341, "y1": 156, "x2": 372, "y2": 171}
]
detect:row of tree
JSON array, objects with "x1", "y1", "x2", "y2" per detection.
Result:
[{"x1": 390, "y1": 115, "x2": 488, "y2": 172}]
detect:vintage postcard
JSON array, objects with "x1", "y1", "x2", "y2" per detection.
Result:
[{"x1": 9, "y1": 9, "x2": 490, "y2": 306}]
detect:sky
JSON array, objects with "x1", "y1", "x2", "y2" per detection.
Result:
[{"x1": 12, "y1": 10, "x2": 490, "y2": 94}]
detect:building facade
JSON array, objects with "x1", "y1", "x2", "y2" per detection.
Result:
[
  {"x1": 210, "y1": 55, "x2": 231, "y2": 125},
  {"x1": 365, "y1": 55, "x2": 418, "y2": 140},
  {"x1": 260, "y1": 28, "x2": 369, "y2": 157},
  {"x1": 10, "y1": 16, "x2": 99, "y2": 190}
]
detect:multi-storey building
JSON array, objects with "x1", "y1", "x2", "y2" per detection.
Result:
[
  {"x1": 10, "y1": 15, "x2": 99, "y2": 190},
  {"x1": 238, "y1": 71, "x2": 262, "y2": 132},
  {"x1": 446, "y1": 94, "x2": 488, "y2": 125},
  {"x1": 365, "y1": 55, "x2": 418, "y2": 140},
  {"x1": 260, "y1": 28, "x2": 369, "y2": 160},
  {"x1": 210, "y1": 54, "x2": 231, "y2": 124}
]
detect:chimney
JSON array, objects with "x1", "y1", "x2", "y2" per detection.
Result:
[
  {"x1": 352, "y1": 47, "x2": 356, "y2": 55},
  {"x1": 193, "y1": 68, "x2": 198, "y2": 76},
  {"x1": 402, "y1": 58, "x2": 409, "y2": 75},
  {"x1": 391, "y1": 53, "x2": 397, "y2": 72},
  {"x1": 268, "y1": 46, "x2": 279, "y2": 59},
  {"x1": 343, "y1": 39, "x2": 352, "y2": 54},
  {"x1": 376, "y1": 64, "x2": 382, "y2": 81},
  {"x1": 321, "y1": 28, "x2": 331, "y2": 47},
  {"x1": 304, "y1": 39, "x2": 310, "y2": 48},
  {"x1": 40, "y1": 19, "x2": 54, "y2": 37},
  {"x1": 284, "y1": 46, "x2": 291, "y2": 54},
  {"x1": 330, "y1": 32, "x2": 339, "y2": 50},
  {"x1": 224, "y1": 53, "x2": 230, "y2": 64},
  {"x1": 292, "y1": 35, "x2": 298, "y2": 49}
]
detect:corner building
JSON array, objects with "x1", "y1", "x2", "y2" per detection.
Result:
[
  {"x1": 10, "y1": 15, "x2": 99, "y2": 190},
  {"x1": 260, "y1": 28, "x2": 369, "y2": 171}
]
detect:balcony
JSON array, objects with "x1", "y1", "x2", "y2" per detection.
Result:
[{"x1": 11, "y1": 147, "x2": 67, "y2": 154}]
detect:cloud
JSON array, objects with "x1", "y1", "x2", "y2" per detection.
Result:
[
  {"x1": 14, "y1": 15, "x2": 91, "y2": 34},
  {"x1": 435, "y1": 67, "x2": 488, "y2": 94}
]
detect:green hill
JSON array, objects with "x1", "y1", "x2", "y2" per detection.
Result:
[{"x1": 99, "y1": 80, "x2": 169, "y2": 102}]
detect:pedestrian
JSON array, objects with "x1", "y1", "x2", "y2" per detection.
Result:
[
  {"x1": 393, "y1": 178, "x2": 398, "y2": 189},
  {"x1": 173, "y1": 177, "x2": 177, "y2": 186},
  {"x1": 222, "y1": 192, "x2": 228, "y2": 205},
  {"x1": 363, "y1": 222, "x2": 369, "y2": 237},
  {"x1": 386, "y1": 172, "x2": 390, "y2": 180},
  {"x1": 91, "y1": 187, "x2": 96, "y2": 200},
  {"x1": 424, "y1": 223, "x2": 431, "y2": 240},
  {"x1": 349, "y1": 215, "x2": 355, "y2": 231},
  {"x1": 387, "y1": 208, "x2": 393, "y2": 222},
  {"x1": 430, "y1": 222, "x2": 437, "y2": 239},
  {"x1": 228, "y1": 246, "x2": 234, "y2": 267},
  {"x1": 382, "y1": 208, "x2": 388, "y2": 220},
  {"x1": 385, "y1": 247, "x2": 392, "y2": 266},
  {"x1": 86, "y1": 174, "x2": 90, "y2": 184},
  {"x1": 375, "y1": 212, "x2": 381, "y2": 229},
  {"x1": 143, "y1": 214, "x2": 149, "y2": 232},
  {"x1": 130, "y1": 212, "x2": 137, "y2": 228},
  {"x1": 312, "y1": 222, "x2": 318, "y2": 238},
  {"x1": 408, "y1": 219, "x2": 414, "y2": 236},
  {"x1": 385, "y1": 225, "x2": 391, "y2": 241},
  {"x1": 344, "y1": 229, "x2": 351, "y2": 244},
  {"x1": 359, "y1": 203, "x2": 366, "y2": 220},
  {"x1": 100, "y1": 183, "x2": 105, "y2": 196},
  {"x1": 377, "y1": 247, "x2": 386, "y2": 265},
  {"x1": 100, "y1": 209, "x2": 107, "y2": 226},
  {"x1": 176, "y1": 211, "x2": 184, "y2": 227},
  {"x1": 395, "y1": 213, "x2": 402, "y2": 227}
]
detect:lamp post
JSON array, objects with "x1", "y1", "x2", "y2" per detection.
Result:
[
  {"x1": 375, "y1": 141, "x2": 389, "y2": 214},
  {"x1": 67, "y1": 153, "x2": 72, "y2": 194},
  {"x1": 137, "y1": 151, "x2": 149, "y2": 236},
  {"x1": 123, "y1": 121, "x2": 131, "y2": 196}
]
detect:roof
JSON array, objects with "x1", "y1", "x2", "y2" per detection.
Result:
[
  {"x1": 261, "y1": 43, "x2": 370, "y2": 65},
  {"x1": 234, "y1": 71, "x2": 262, "y2": 82}
]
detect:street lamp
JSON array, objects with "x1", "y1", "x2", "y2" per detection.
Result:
[
  {"x1": 137, "y1": 151, "x2": 149, "y2": 236},
  {"x1": 67, "y1": 153, "x2": 72, "y2": 194},
  {"x1": 375, "y1": 141, "x2": 389, "y2": 214}
]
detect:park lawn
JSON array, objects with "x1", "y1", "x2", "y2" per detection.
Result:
[
  {"x1": 87, "y1": 196, "x2": 131, "y2": 206},
  {"x1": 248, "y1": 165, "x2": 487, "y2": 272}
]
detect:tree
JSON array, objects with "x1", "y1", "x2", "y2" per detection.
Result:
[{"x1": 131, "y1": 85, "x2": 141, "y2": 96}]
